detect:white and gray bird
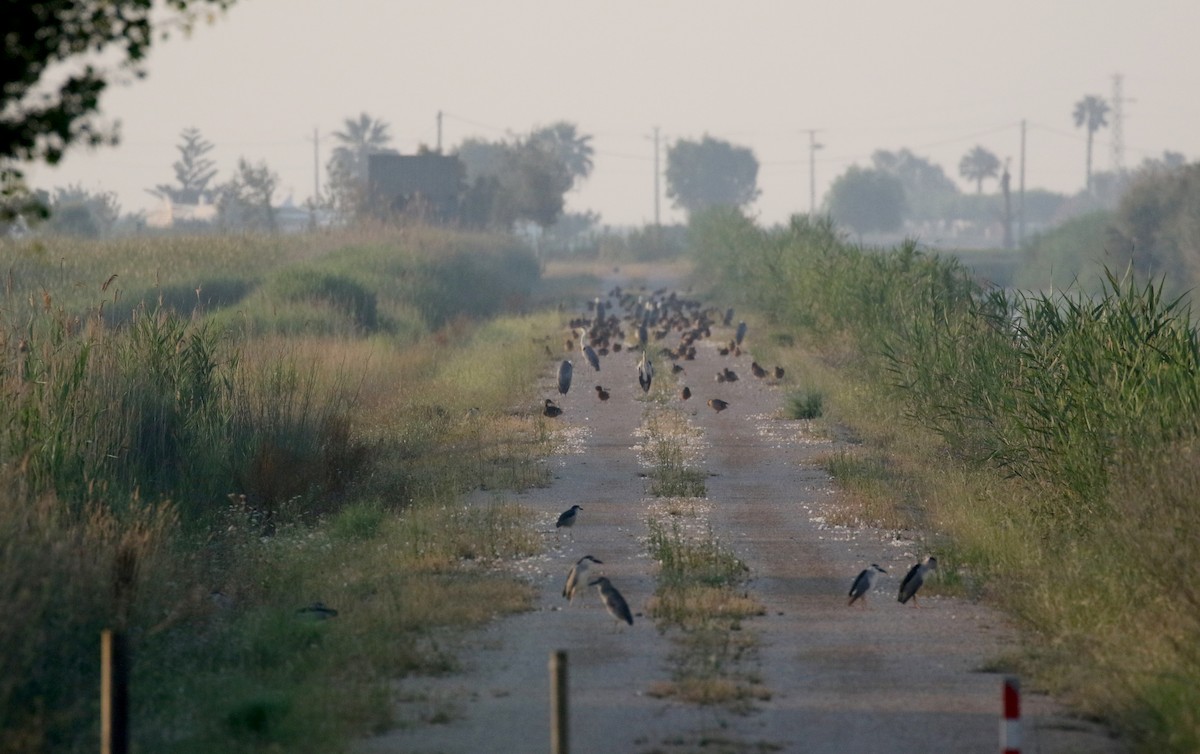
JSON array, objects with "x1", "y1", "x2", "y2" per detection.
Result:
[
  {"x1": 898, "y1": 555, "x2": 937, "y2": 606},
  {"x1": 563, "y1": 555, "x2": 603, "y2": 602},
  {"x1": 848, "y1": 563, "x2": 887, "y2": 606},
  {"x1": 637, "y1": 350, "x2": 653, "y2": 393},
  {"x1": 588, "y1": 576, "x2": 634, "y2": 629},
  {"x1": 555, "y1": 504, "x2": 582, "y2": 538},
  {"x1": 558, "y1": 359, "x2": 573, "y2": 395},
  {"x1": 576, "y1": 328, "x2": 601, "y2": 371}
]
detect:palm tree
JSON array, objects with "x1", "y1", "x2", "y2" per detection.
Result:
[
  {"x1": 528, "y1": 121, "x2": 594, "y2": 190},
  {"x1": 958, "y1": 145, "x2": 1001, "y2": 194},
  {"x1": 1073, "y1": 95, "x2": 1110, "y2": 194},
  {"x1": 330, "y1": 112, "x2": 393, "y2": 183}
]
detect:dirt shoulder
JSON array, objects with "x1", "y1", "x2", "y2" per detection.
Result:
[{"x1": 357, "y1": 281, "x2": 1123, "y2": 754}]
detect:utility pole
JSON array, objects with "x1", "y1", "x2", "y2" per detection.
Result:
[
  {"x1": 803, "y1": 129, "x2": 823, "y2": 215},
  {"x1": 1110, "y1": 73, "x2": 1133, "y2": 178},
  {"x1": 652, "y1": 126, "x2": 661, "y2": 227},
  {"x1": 312, "y1": 127, "x2": 320, "y2": 199},
  {"x1": 437, "y1": 110, "x2": 444, "y2": 153},
  {"x1": 1019, "y1": 119, "x2": 1026, "y2": 246}
]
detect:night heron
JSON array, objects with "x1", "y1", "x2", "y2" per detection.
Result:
[
  {"x1": 588, "y1": 576, "x2": 634, "y2": 629},
  {"x1": 680, "y1": 386, "x2": 692, "y2": 400},
  {"x1": 556, "y1": 504, "x2": 582, "y2": 538},
  {"x1": 751, "y1": 362, "x2": 767, "y2": 379},
  {"x1": 558, "y1": 360, "x2": 573, "y2": 395},
  {"x1": 898, "y1": 555, "x2": 937, "y2": 606},
  {"x1": 707, "y1": 398, "x2": 729, "y2": 413},
  {"x1": 563, "y1": 555, "x2": 603, "y2": 602},
  {"x1": 638, "y1": 351, "x2": 653, "y2": 393},
  {"x1": 848, "y1": 564, "x2": 887, "y2": 606},
  {"x1": 595, "y1": 385, "x2": 610, "y2": 401},
  {"x1": 543, "y1": 398, "x2": 563, "y2": 418}
]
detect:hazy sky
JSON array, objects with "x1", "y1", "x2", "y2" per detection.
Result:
[{"x1": 29, "y1": 0, "x2": 1200, "y2": 227}]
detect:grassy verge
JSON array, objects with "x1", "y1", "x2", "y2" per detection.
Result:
[{"x1": 0, "y1": 227, "x2": 562, "y2": 752}]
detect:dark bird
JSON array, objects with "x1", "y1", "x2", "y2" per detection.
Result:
[
  {"x1": 558, "y1": 359, "x2": 573, "y2": 395},
  {"x1": 638, "y1": 351, "x2": 653, "y2": 393},
  {"x1": 722, "y1": 367, "x2": 738, "y2": 382},
  {"x1": 723, "y1": 307, "x2": 735, "y2": 326},
  {"x1": 750, "y1": 362, "x2": 768, "y2": 379},
  {"x1": 595, "y1": 385, "x2": 610, "y2": 401},
  {"x1": 556, "y1": 504, "x2": 582, "y2": 537},
  {"x1": 773, "y1": 365, "x2": 785, "y2": 380},
  {"x1": 582, "y1": 344, "x2": 601, "y2": 371},
  {"x1": 848, "y1": 564, "x2": 887, "y2": 606},
  {"x1": 563, "y1": 555, "x2": 603, "y2": 603},
  {"x1": 707, "y1": 398, "x2": 729, "y2": 413},
  {"x1": 680, "y1": 386, "x2": 692, "y2": 400},
  {"x1": 588, "y1": 576, "x2": 634, "y2": 629},
  {"x1": 735, "y1": 321, "x2": 748, "y2": 345},
  {"x1": 543, "y1": 398, "x2": 563, "y2": 418},
  {"x1": 898, "y1": 556, "x2": 938, "y2": 606},
  {"x1": 671, "y1": 363, "x2": 684, "y2": 374},
  {"x1": 297, "y1": 601, "x2": 339, "y2": 620}
]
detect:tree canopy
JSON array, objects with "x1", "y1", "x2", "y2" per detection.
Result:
[
  {"x1": 148, "y1": 127, "x2": 218, "y2": 204},
  {"x1": 665, "y1": 135, "x2": 760, "y2": 216},
  {"x1": 825, "y1": 166, "x2": 905, "y2": 236},
  {"x1": 872, "y1": 148, "x2": 959, "y2": 220},
  {"x1": 958, "y1": 145, "x2": 1001, "y2": 194},
  {"x1": 2, "y1": 0, "x2": 235, "y2": 168}
]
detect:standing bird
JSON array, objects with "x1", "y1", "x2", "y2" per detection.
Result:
[
  {"x1": 558, "y1": 359, "x2": 573, "y2": 395},
  {"x1": 543, "y1": 399, "x2": 563, "y2": 418},
  {"x1": 750, "y1": 361, "x2": 767, "y2": 379},
  {"x1": 637, "y1": 351, "x2": 653, "y2": 393},
  {"x1": 898, "y1": 556, "x2": 938, "y2": 606},
  {"x1": 707, "y1": 398, "x2": 729, "y2": 413},
  {"x1": 680, "y1": 386, "x2": 692, "y2": 401},
  {"x1": 595, "y1": 385, "x2": 610, "y2": 401},
  {"x1": 555, "y1": 504, "x2": 582, "y2": 538},
  {"x1": 848, "y1": 564, "x2": 887, "y2": 606},
  {"x1": 563, "y1": 555, "x2": 603, "y2": 603},
  {"x1": 735, "y1": 321, "x2": 748, "y2": 345},
  {"x1": 773, "y1": 365, "x2": 785, "y2": 380},
  {"x1": 582, "y1": 343, "x2": 601, "y2": 372},
  {"x1": 588, "y1": 576, "x2": 634, "y2": 629}
]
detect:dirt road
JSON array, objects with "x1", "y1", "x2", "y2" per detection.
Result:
[{"x1": 358, "y1": 283, "x2": 1122, "y2": 754}]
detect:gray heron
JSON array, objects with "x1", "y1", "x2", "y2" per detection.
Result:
[
  {"x1": 637, "y1": 351, "x2": 653, "y2": 393},
  {"x1": 735, "y1": 321, "x2": 747, "y2": 345},
  {"x1": 558, "y1": 360, "x2": 573, "y2": 395},
  {"x1": 898, "y1": 555, "x2": 937, "y2": 606},
  {"x1": 848, "y1": 564, "x2": 887, "y2": 606}
]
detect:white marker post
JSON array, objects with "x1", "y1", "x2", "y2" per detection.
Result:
[{"x1": 1001, "y1": 676, "x2": 1021, "y2": 754}]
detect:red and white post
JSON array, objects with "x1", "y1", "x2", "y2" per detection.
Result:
[{"x1": 1001, "y1": 676, "x2": 1021, "y2": 754}]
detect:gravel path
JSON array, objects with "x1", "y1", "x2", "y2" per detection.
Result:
[{"x1": 358, "y1": 282, "x2": 1123, "y2": 754}]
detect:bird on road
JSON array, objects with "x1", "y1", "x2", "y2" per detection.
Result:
[
  {"x1": 556, "y1": 504, "x2": 582, "y2": 538},
  {"x1": 595, "y1": 385, "x2": 610, "y2": 401},
  {"x1": 751, "y1": 361, "x2": 767, "y2": 379},
  {"x1": 557, "y1": 359, "x2": 574, "y2": 395},
  {"x1": 707, "y1": 398, "x2": 729, "y2": 413},
  {"x1": 563, "y1": 555, "x2": 603, "y2": 603},
  {"x1": 735, "y1": 321, "x2": 748, "y2": 345},
  {"x1": 680, "y1": 386, "x2": 692, "y2": 400},
  {"x1": 898, "y1": 555, "x2": 938, "y2": 606},
  {"x1": 543, "y1": 398, "x2": 563, "y2": 418},
  {"x1": 588, "y1": 576, "x2": 634, "y2": 629},
  {"x1": 848, "y1": 564, "x2": 887, "y2": 606},
  {"x1": 638, "y1": 350, "x2": 653, "y2": 393}
]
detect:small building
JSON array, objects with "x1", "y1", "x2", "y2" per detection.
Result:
[{"x1": 367, "y1": 152, "x2": 465, "y2": 222}]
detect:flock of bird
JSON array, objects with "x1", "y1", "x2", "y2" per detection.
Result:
[{"x1": 540, "y1": 285, "x2": 936, "y2": 629}]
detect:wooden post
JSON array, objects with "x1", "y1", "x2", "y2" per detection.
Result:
[
  {"x1": 1001, "y1": 676, "x2": 1021, "y2": 754},
  {"x1": 550, "y1": 650, "x2": 568, "y2": 754},
  {"x1": 101, "y1": 630, "x2": 129, "y2": 754}
]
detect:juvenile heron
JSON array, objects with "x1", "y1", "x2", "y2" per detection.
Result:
[
  {"x1": 848, "y1": 564, "x2": 887, "y2": 606},
  {"x1": 707, "y1": 398, "x2": 729, "y2": 413},
  {"x1": 543, "y1": 398, "x2": 563, "y2": 418},
  {"x1": 563, "y1": 555, "x2": 603, "y2": 602},
  {"x1": 680, "y1": 386, "x2": 692, "y2": 400},
  {"x1": 555, "y1": 504, "x2": 582, "y2": 538},
  {"x1": 588, "y1": 576, "x2": 634, "y2": 629},
  {"x1": 558, "y1": 360, "x2": 573, "y2": 395},
  {"x1": 638, "y1": 351, "x2": 654, "y2": 393},
  {"x1": 898, "y1": 555, "x2": 937, "y2": 606}
]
